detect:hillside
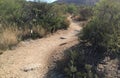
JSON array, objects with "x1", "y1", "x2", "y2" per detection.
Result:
[{"x1": 55, "y1": 0, "x2": 100, "y2": 5}]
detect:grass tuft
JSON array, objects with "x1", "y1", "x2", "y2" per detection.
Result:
[{"x1": 0, "y1": 26, "x2": 19, "y2": 50}]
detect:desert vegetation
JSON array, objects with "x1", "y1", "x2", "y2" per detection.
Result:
[
  {"x1": 54, "y1": 0, "x2": 120, "y2": 78},
  {"x1": 0, "y1": 0, "x2": 71, "y2": 50},
  {"x1": 81, "y1": 0, "x2": 120, "y2": 55},
  {"x1": 0, "y1": 0, "x2": 120, "y2": 78}
]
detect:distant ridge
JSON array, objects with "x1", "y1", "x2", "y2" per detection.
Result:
[{"x1": 55, "y1": 0, "x2": 100, "y2": 5}]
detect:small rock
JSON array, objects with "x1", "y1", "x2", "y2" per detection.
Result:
[
  {"x1": 60, "y1": 37, "x2": 66, "y2": 39},
  {"x1": 21, "y1": 63, "x2": 41, "y2": 72}
]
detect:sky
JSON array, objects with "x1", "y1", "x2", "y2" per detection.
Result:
[{"x1": 26, "y1": 0, "x2": 57, "y2": 3}]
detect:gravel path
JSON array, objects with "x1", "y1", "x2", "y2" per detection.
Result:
[{"x1": 0, "y1": 16, "x2": 82, "y2": 78}]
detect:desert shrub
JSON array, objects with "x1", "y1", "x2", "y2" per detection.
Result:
[
  {"x1": 0, "y1": 1, "x2": 70, "y2": 40},
  {"x1": 19, "y1": 2, "x2": 70, "y2": 37},
  {"x1": 81, "y1": 0, "x2": 120, "y2": 55},
  {"x1": 71, "y1": 6, "x2": 93, "y2": 21},
  {"x1": 66, "y1": 4, "x2": 78, "y2": 14},
  {"x1": 64, "y1": 50, "x2": 98, "y2": 78},
  {"x1": 0, "y1": 1, "x2": 70, "y2": 50},
  {"x1": 0, "y1": 0, "x2": 25, "y2": 24},
  {"x1": 62, "y1": 18, "x2": 70, "y2": 29},
  {"x1": 79, "y1": 6, "x2": 93, "y2": 21}
]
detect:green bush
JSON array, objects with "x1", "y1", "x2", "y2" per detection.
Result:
[
  {"x1": 81, "y1": 0, "x2": 120, "y2": 54},
  {"x1": 0, "y1": 1, "x2": 70, "y2": 50},
  {"x1": 0, "y1": 1, "x2": 70, "y2": 40},
  {"x1": 64, "y1": 50, "x2": 98, "y2": 78},
  {"x1": 0, "y1": 0, "x2": 25, "y2": 24},
  {"x1": 18, "y1": 2, "x2": 69, "y2": 34},
  {"x1": 79, "y1": 7, "x2": 93, "y2": 21},
  {"x1": 66, "y1": 4, "x2": 78, "y2": 14}
]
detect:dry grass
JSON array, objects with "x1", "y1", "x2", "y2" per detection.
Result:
[
  {"x1": 0, "y1": 26, "x2": 20, "y2": 50},
  {"x1": 33, "y1": 25, "x2": 46, "y2": 37},
  {"x1": 20, "y1": 26, "x2": 46, "y2": 40}
]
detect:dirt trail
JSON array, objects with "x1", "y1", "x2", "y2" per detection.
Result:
[{"x1": 0, "y1": 16, "x2": 82, "y2": 78}]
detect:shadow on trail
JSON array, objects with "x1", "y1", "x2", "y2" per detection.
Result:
[{"x1": 44, "y1": 42, "x2": 111, "y2": 78}]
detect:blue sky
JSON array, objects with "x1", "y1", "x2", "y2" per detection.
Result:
[{"x1": 26, "y1": 0, "x2": 57, "y2": 3}]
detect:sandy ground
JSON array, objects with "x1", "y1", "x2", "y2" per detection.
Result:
[{"x1": 0, "y1": 16, "x2": 82, "y2": 78}]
